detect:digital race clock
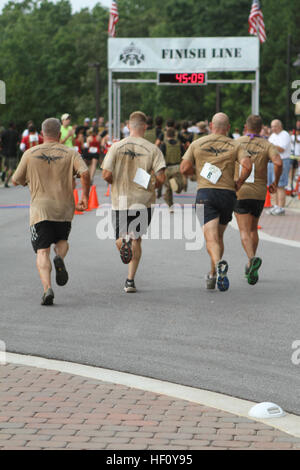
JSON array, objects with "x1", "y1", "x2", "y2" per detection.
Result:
[{"x1": 158, "y1": 72, "x2": 207, "y2": 85}]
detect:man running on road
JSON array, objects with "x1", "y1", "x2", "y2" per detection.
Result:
[
  {"x1": 234, "y1": 115, "x2": 282, "y2": 285},
  {"x1": 12, "y1": 118, "x2": 90, "y2": 306},
  {"x1": 180, "y1": 113, "x2": 252, "y2": 292},
  {"x1": 101, "y1": 111, "x2": 166, "y2": 293}
]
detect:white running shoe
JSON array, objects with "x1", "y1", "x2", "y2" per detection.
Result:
[
  {"x1": 265, "y1": 206, "x2": 276, "y2": 215},
  {"x1": 271, "y1": 207, "x2": 285, "y2": 216}
]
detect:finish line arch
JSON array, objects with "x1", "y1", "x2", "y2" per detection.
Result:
[{"x1": 108, "y1": 37, "x2": 260, "y2": 139}]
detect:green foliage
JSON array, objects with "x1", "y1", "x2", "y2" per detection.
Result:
[{"x1": 0, "y1": 0, "x2": 299, "y2": 131}]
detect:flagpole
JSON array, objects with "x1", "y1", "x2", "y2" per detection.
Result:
[
  {"x1": 286, "y1": 34, "x2": 291, "y2": 129},
  {"x1": 256, "y1": 18, "x2": 260, "y2": 115}
]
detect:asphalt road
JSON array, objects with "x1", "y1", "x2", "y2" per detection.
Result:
[{"x1": 1, "y1": 175, "x2": 300, "y2": 415}]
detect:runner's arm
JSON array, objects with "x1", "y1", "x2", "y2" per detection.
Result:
[
  {"x1": 235, "y1": 157, "x2": 252, "y2": 192},
  {"x1": 102, "y1": 169, "x2": 113, "y2": 184},
  {"x1": 76, "y1": 170, "x2": 90, "y2": 211},
  {"x1": 155, "y1": 168, "x2": 165, "y2": 188},
  {"x1": 12, "y1": 154, "x2": 28, "y2": 186},
  {"x1": 180, "y1": 159, "x2": 195, "y2": 176}
]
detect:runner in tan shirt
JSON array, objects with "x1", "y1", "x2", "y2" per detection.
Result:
[
  {"x1": 180, "y1": 112, "x2": 252, "y2": 292},
  {"x1": 234, "y1": 115, "x2": 282, "y2": 285},
  {"x1": 102, "y1": 111, "x2": 166, "y2": 293},
  {"x1": 12, "y1": 118, "x2": 90, "y2": 306}
]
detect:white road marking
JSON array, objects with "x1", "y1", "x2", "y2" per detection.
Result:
[{"x1": 5, "y1": 352, "x2": 300, "y2": 438}]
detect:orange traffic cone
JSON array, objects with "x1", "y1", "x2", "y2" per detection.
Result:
[
  {"x1": 74, "y1": 189, "x2": 83, "y2": 215},
  {"x1": 264, "y1": 188, "x2": 272, "y2": 208},
  {"x1": 296, "y1": 175, "x2": 300, "y2": 200},
  {"x1": 86, "y1": 185, "x2": 99, "y2": 211},
  {"x1": 105, "y1": 184, "x2": 111, "y2": 197}
]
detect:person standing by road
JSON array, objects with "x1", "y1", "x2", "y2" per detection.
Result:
[
  {"x1": 267, "y1": 119, "x2": 291, "y2": 215},
  {"x1": 234, "y1": 115, "x2": 282, "y2": 285},
  {"x1": 60, "y1": 113, "x2": 76, "y2": 149},
  {"x1": 0, "y1": 122, "x2": 20, "y2": 187},
  {"x1": 12, "y1": 118, "x2": 90, "y2": 306},
  {"x1": 289, "y1": 119, "x2": 300, "y2": 194},
  {"x1": 180, "y1": 112, "x2": 252, "y2": 292},
  {"x1": 101, "y1": 111, "x2": 166, "y2": 293}
]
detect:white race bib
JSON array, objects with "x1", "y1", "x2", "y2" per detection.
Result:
[
  {"x1": 200, "y1": 162, "x2": 222, "y2": 185},
  {"x1": 89, "y1": 146, "x2": 98, "y2": 154},
  {"x1": 133, "y1": 168, "x2": 151, "y2": 189},
  {"x1": 240, "y1": 163, "x2": 255, "y2": 183},
  {"x1": 29, "y1": 134, "x2": 38, "y2": 143}
]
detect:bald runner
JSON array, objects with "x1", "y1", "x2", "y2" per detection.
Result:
[{"x1": 181, "y1": 113, "x2": 252, "y2": 292}]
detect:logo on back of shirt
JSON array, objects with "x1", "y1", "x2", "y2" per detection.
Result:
[
  {"x1": 124, "y1": 149, "x2": 145, "y2": 160},
  {"x1": 247, "y1": 150, "x2": 259, "y2": 157},
  {"x1": 120, "y1": 42, "x2": 145, "y2": 66},
  {"x1": 35, "y1": 153, "x2": 63, "y2": 165},
  {"x1": 203, "y1": 146, "x2": 228, "y2": 157},
  {"x1": 199, "y1": 139, "x2": 234, "y2": 157}
]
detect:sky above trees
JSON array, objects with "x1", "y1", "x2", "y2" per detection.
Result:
[{"x1": 0, "y1": 0, "x2": 110, "y2": 13}]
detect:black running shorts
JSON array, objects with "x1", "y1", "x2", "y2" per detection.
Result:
[
  {"x1": 30, "y1": 221, "x2": 72, "y2": 253},
  {"x1": 196, "y1": 188, "x2": 237, "y2": 226},
  {"x1": 234, "y1": 199, "x2": 265, "y2": 218},
  {"x1": 84, "y1": 153, "x2": 100, "y2": 161},
  {"x1": 112, "y1": 208, "x2": 153, "y2": 240}
]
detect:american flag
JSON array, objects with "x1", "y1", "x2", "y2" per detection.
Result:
[
  {"x1": 108, "y1": 1, "x2": 119, "y2": 37},
  {"x1": 248, "y1": 0, "x2": 266, "y2": 43}
]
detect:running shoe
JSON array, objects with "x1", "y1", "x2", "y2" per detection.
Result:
[
  {"x1": 265, "y1": 206, "x2": 275, "y2": 215},
  {"x1": 53, "y1": 255, "x2": 69, "y2": 286},
  {"x1": 271, "y1": 207, "x2": 285, "y2": 216},
  {"x1": 246, "y1": 257, "x2": 262, "y2": 285},
  {"x1": 216, "y1": 260, "x2": 229, "y2": 292},
  {"x1": 120, "y1": 239, "x2": 133, "y2": 264},
  {"x1": 41, "y1": 288, "x2": 54, "y2": 306},
  {"x1": 205, "y1": 273, "x2": 216, "y2": 290},
  {"x1": 124, "y1": 279, "x2": 137, "y2": 293}
]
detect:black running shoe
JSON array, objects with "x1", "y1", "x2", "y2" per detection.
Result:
[
  {"x1": 120, "y1": 239, "x2": 133, "y2": 264},
  {"x1": 53, "y1": 256, "x2": 69, "y2": 286},
  {"x1": 124, "y1": 279, "x2": 137, "y2": 293},
  {"x1": 41, "y1": 288, "x2": 54, "y2": 306}
]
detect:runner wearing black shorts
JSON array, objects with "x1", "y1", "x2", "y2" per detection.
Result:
[
  {"x1": 234, "y1": 115, "x2": 282, "y2": 285},
  {"x1": 12, "y1": 118, "x2": 90, "y2": 306},
  {"x1": 102, "y1": 111, "x2": 166, "y2": 293},
  {"x1": 181, "y1": 112, "x2": 251, "y2": 292}
]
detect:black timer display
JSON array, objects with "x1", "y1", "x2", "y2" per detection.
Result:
[{"x1": 158, "y1": 72, "x2": 207, "y2": 85}]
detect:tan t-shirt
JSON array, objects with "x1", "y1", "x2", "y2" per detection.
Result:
[
  {"x1": 235, "y1": 136, "x2": 279, "y2": 200},
  {"x1": 13, "y1": 142, "x2": 88, "y2": 226},
  {"x1": 101, "y1": 136, "x2": 166, "y2": 210},
  {"x1": 182, "y1": 134, "x2": 250, "y2": 191}
]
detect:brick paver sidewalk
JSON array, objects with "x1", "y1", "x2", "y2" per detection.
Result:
[
  {"x1": 259, "y1": 207, "x2": 300, "y2": 242},
  {"x1": 1, "y1": 364, "x2": 300, "y2": 450}
]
